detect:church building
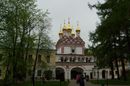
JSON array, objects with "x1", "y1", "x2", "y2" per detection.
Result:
[{"x1": 55, "y1": 19, "x2": 95, "y2": 80}]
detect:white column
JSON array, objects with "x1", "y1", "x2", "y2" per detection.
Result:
[
  {"x1": 68, "y1": 69, "x2": 71, "y2": 80},
  {"x1": 65, "y1": 69, "x2": 71, "y2": 80}
]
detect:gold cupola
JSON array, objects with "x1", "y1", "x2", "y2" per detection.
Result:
[
  {"x1": 76, "y1": 22, "x2": 80, "y2": 32},
  {"x1": 67, "y1": 18, "x2": 72, "y2": 30},
  {"x1": 63, "y1": 20, "x2": 67, "y2": 30},
  {"x1": 71, "y1": 26, "x2": 75, "y2": 36}
]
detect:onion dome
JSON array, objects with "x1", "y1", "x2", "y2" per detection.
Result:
[
  {"x1": 67, "y1": 18, "x2": 72, "y2": 30},
  {"x1": 63, "y1": 20, "x2": 67, "y2": 30},
  {"x1": 71, "y1": 26, "x2": 75, "y2": 36}
]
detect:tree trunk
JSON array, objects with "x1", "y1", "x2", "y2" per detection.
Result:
[
  {"x1": 126, "y1": 28, "x2": 130, "y2": 52},
  {"x1": 115, "y1": 57, "x2": 120, "y2": 80},
  {"x1": 32, "y1": 34, "x2": 41, "y2": 86},
  {"x1": 110, "y1": 61, "x2": 114, "y2": 79},
  {"x1": 121, "y1": 58, "x2": 127, "y2": 81},
  {"x1": 4, "y1": 60, "x2": 10, "y2": 86}
]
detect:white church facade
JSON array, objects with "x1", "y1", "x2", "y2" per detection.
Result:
[{"x1": 55, "y1": 20, "x2": 95, "y2": 80}]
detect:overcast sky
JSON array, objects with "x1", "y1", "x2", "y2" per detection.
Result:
[{"x1": 36, "y1": 0, "x2": 103, "y2": 47}]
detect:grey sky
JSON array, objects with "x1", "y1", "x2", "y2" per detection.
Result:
[{"x1": 36, "y1": 0, "x2": 102, "y2": 47}]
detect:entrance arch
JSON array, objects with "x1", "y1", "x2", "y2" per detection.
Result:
[
  {"x1": 55, "y1": 67, "x2": 65, "y2": 80},
  {"x1": 71, "y1": 67, "x2": 83, "y2": 79}
]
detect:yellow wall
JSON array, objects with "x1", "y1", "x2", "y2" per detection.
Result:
[
  {"x1": 27, "y1": 49, "x2": 56, "y2": 68},
  {"x1": 0, "y1": 49, "x2": 56, "y2": 79}
]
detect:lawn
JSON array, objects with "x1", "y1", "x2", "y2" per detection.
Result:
[
  {"x1": 90, "y1": 79, "x2": 130, "y2": 85},
  {"x1": 90, "y1": 70, "x2": 130, "y2": 85},
  {"x1": 16, "y1": 80, "x2": 69, "y2": 86},
  {"x1": 0, "y1": 80, "x2": 69, "y2": 86}
]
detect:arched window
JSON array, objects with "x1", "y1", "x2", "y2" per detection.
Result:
[
  {"x1": 86, "y1": 58, "x2": 88, "y2": 63},
  {"x1": 78, "y1": 57, "x2": 80, "y2": 62},
  {"x1": 46, "y1": 55, "x2": 50, "y2": 63},
  {"x1": 71, "y1": 47, "x2": 75, "y2": 54},
  {"x1": 61, "y1": 57, "x2": 63, "y2": 62},
  {"x1": 82, "y1": 57, "x2": 84, "y2": 62},
  {"x1": 64, "y1": 57, "x2": 68, "y2": 62}
]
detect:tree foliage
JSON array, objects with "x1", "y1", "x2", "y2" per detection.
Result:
[
  {"x1": 0, "y1": 0, "x2": 52, "y2": 85},
  {"x1": 89, "y1": 0, "x2": 130, "y2": 80}
]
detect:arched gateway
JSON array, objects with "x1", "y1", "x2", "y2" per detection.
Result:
[
  {"x1": 71, "y1": 67, "x2": 83, "y2": 79},
  {"x1": 55, "y1": 68, "x2": 65, "y2": 80}
]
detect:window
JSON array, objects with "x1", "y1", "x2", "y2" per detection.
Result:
[
  {"x1": 115, "y1": 71, "x2": 118, "y2": 75},
  {"x1": 78, "y1": 57, "x2": 80, "y2": 62},
  {"x1": 72, "y1": 49, "x2": 75, "y2": 53},
  {"x1": 71, "y1": 46, "x2": 75, "y2": 54},
  {"x1": 0, "y1": 54, "x2": 3, "y2": 61},
  {"x1": 61, "y1": 57, "x2": 64, "y2": 62},
  {"x1": 37, "y1": 70, "x2": 42, "y2": 76},
  {"x1": 70, "y1": 57, "x2": 72, "y2": 62},
  {"x1": 82, "y1": 57, "x2": 84, "y2": 62},
  {"x1": 46, "y1": 55, "x2": 50, "y2": 63},
  {"x1": 86, "y1": 58, "x2": 88, "y2": 63},
  {"x1": 28, "y1": 55, "x2": 32, "y2": 60},
  {"x1": 71, "y1": 49, "x2": 75, "y2": 53},
  {"x1": 38, "y1": 55, "x2": 41, "y2": 63},
  {"x1": 109, "y1": 71, "x2": 112, "y2": 75},
  {"x1": 0, "y1": 69, "x2": 1, "y2": 77},
  {"x1": 64, "y1": 57, "x2": 67, "y2": 62}
]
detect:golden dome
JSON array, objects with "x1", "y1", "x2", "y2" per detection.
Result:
[
  {"x1": 76, "y1": 22, "x2": 80, "y2": 32},
  {"x1": 71, "y1": 26, "x2": 75, "y2": 35},
  {"x1": 67, "y1": 18, "x2": 72, "y2": 30},
  {"x1": 63, "y1": 21, "x2": 67, "y2": 30}
]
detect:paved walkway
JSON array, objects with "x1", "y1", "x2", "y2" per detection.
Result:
[{"x1": 68, "y1": 80, "x2": 129, "y2": 86}]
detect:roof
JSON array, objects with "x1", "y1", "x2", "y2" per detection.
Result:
[{"x1": 56, "y1": 35, "x2": 85, "y2": 48}]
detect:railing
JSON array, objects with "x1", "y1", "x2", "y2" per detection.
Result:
[{"x1": 56, "y1": 62, "x2": 95, "y2": 66}]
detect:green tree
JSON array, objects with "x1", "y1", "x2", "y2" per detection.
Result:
[
  {"x1": 0, "y1": 0, "x2": 52, "y2": 85},
  {"x1": 89, "y1": 0, "x2": 130, "y2": 80},
  {"x1": 32, "y1": 11, "x2": 52, "y2": 86}
]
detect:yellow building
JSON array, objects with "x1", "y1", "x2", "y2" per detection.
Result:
[{"x1": 0, "y1": 49, "x2": 56, "y2": 80}]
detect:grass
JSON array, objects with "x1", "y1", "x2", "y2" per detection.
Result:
[
  {"x1": 90, "y1": 70, "x2": 130, "y2": 85},
  {"x1": 90, "y1": 79, "x2": 130, "y2": 85},
  {"x1": 16, "y1": 80, "x2": 69, "y2": 86},
  {"x1": 0, "y1": 80, "x2": 69, "y2": 86}
]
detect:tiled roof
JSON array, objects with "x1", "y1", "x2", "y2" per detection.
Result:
[{"x1": 56, "y1": 36, "x2": 85, "y2": 48}]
